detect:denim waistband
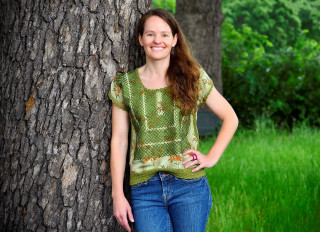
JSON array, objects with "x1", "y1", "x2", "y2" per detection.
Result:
[{"x1": 147, "y1": 171, "x2": 176, "y2": 182}]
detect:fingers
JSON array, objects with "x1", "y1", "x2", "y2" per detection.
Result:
[
  {"x1": 182, "y1": 155, "x2": 197, "y2": 165},
  {"x1": 184, "y1": 160, "x2": 199, "y2": 169},
  {"x1": 182, "y1": 150, "x2": 205, "y2": 172},
  {"x1": 182, "y1": 150, "x2": 200, "y2": 166},
  {"x1": 182, "y1": 149, "x2": 198, "y2": 156},
  {"x1": 115, "y1": 212, "x2": 131, "y2": 232},
  {"x1": 128, "y1": 207, "x2": 134, "y2": 223},
  {"x1": 192, "y1": 163, "x2": 204, "y2": 173},
  {"x1": 114, "y1": 204, "x2": 133, "y2": 232}
]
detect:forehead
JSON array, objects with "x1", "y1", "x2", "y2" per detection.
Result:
[{"x1": 144, "y1": 16, "x2": 172, "y2": 33}]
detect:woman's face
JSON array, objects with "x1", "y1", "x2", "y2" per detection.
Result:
[{"x1": 139, "y1": 16, "x2": 178, "y2": 61}]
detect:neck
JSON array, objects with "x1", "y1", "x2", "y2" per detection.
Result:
[{"x1": 143, "y1": 57, "x2": 170, "y2": 80}]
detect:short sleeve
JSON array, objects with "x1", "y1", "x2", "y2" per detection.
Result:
[
  {"x1": 198, "y1": 69, "x2": 214, "y2": 105},
  {"x1": 108, "y1": 75, "x2": 128, "y2": 111}
]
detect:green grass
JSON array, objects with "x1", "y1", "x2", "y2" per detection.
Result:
[{"x1": 201, "y1": 121, "x2": 320, "y2": 232}]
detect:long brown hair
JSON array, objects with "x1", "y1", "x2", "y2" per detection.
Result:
[{"x1": 137, "y1": 8, "x2": 200, "y2": 115}]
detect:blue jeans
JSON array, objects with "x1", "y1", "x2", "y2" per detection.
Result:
[{"x1": 130, "y1": 172, "x2": 212, "y2": 232}]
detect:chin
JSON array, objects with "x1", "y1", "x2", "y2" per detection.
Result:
[{"x1": 146, "y1": 53, "x2": 170, "y2": 61}]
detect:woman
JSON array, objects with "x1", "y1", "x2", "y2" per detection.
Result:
[{"x1": 108, "y1": 8, "x2": 238, "y2": 232}]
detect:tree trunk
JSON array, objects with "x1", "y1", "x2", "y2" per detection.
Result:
[
  {"x1": 0, "y1": 0, "x2": 151, "y2": 231},
  {"x1": 175, "y1": 0, "x2": 224, "y2": 94},
  {"x1": 175, "y1": 0, "x2": 224, "y2": 135}
]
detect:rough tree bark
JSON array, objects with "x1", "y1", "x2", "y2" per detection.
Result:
[
  {"x1": 0, "y1": 0, "x2": 151, "y2": 231},
  {"x1": 175, "y1": 0, "x2": 223, "y2": 94},
  {"x1": 175, "y1": 0, "x2": 224, "y2": 135}
]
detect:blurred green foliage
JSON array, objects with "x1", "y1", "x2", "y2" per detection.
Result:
[
  {"x1": 223, "y1": 0, "x2": 320, "y2": 48},
  {"x1": 222, "y1": 0, "x2": 320, "y2": 128},
  {"x1": 223, "y1": 24, "x2": 320, "y2": 127},
  {"x1": 152, "y1": 0, "x2": 176, "y2": 14}
]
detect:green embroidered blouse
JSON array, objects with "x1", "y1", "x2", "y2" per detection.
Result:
[{"x1": 108, "y1": 68, "x2": 214, "y2": 185}]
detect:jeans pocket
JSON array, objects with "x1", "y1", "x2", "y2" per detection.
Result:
[{"x1": 180, "y1": 175, "x2": 206, "y2": 183}]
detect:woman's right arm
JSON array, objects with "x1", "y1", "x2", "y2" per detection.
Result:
[{"x1": 110, "y1": 103, "x2": 134, "y2": 232}]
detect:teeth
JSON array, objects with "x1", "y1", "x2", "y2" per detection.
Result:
[{"x1": 152, "y1": 47, "x2": 164, "y2": 50}]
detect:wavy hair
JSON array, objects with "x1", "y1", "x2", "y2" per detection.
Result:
[{"x1": 136, "y1": 8, "x2": 200, "y2": 115}]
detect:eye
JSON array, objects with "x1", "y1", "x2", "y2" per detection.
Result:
[
  {"x1": 147, "y1": 33, "x2": 154, "y2": 37},
  {"x1": 162, "y1": 34, "x2": 169, "y2": 37}
]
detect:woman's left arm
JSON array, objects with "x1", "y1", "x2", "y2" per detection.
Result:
[{"x1": 182, "y1": 86, "x2": 239, "y2": 172}]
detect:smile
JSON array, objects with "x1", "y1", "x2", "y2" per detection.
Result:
[{"x1": 151, "y1": 47, "x2": 165, "y2": 51}]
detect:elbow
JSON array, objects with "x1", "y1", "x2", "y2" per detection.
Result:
[
  {"x1": 223, "y1": 110, "x2": 239, "y2": 130},
  {"x1": 235, "y1": 115, "x2": 239, "y2": 129},
  {"x1": 233, "y1": 111, "x2": 239, "y2": 129}
]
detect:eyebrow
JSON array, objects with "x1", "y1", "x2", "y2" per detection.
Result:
[{"x1": 144, "y1": 30, "x2": 171, "y2": 34}]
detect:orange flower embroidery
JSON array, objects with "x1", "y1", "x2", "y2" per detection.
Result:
[
  {"x1": 164, "y1": 136, "x2": 173, "y2": 142},
  {"x1": 176, "y1": 155, "x2": 181, "y2": 161},
  {"x1": 114, "y1": 84, "x2": 121, "y2": 97},
  {"x1": 145, "y1": 145, "x2": 150, "y2": 150},
  {"x1": 169, "y1": 155, "x2": 176, "y2": 161},
  {"x1": 143, "y1": 157, "x2": 151, "y2": 162},
  {"x1": 138, "y1": 90, "x2": 145, "y2": 96}
]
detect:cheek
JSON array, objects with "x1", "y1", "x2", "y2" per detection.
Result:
[{"x1": 139, "y1": 35, "x2": 146, "y2": 46}]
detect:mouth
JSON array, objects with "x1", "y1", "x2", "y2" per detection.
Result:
[{"x1": 151, "y1": 46, "x2": 165, "y2": 51}]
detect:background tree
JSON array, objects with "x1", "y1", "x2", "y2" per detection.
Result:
[
  {"x1": 0, "y1": 0, "x2": 151, "y2": 231},
  {"x1": 175, "y1": 0, "x2": 223, "y2": 94},
  {"x1": 175, "y1": 0, "x2": 224, "y2": 135}
]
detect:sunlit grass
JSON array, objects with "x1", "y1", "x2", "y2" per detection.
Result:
[{"x1": 201, "y1": 121, "x2": 320, "y2": 231}]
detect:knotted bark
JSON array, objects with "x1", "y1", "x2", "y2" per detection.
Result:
[{"x1": 0, "y1": 0, "x2": 151, "y2": 231}]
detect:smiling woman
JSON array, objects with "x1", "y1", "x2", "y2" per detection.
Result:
[
  {"x1": 108, "y1": 8, "x2": 238, "y2": 232},
  {"x1": 138, "y1": 16, "x2": 178, "y2": 62}
]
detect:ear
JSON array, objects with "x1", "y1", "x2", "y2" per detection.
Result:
[
  {"x1": 173, "y1": 33, "x2": 178, "y2": 47},
  {"x1": 138, "y1": 34, "x2": 143, "y2": 46}
]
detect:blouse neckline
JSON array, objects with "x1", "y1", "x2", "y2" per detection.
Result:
[{"x1": 135, "y1": 68, "x2": 171, "y2": 91}]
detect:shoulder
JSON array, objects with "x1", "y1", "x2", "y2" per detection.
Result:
[
  {"x1": 112, "y1": 69, "x2": 137, "y2": 83},
  {"x1": 197, "y1": 68, "x2": 214, "y2": 105},
  {"x1": 198, "y1": 68, "x2": 213, "y2": 85}
]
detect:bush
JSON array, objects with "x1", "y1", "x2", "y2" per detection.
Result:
[{"x1": 222, "y1": 24, "x2": 320, "y2": 128}]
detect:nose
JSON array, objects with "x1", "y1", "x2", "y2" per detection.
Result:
[{"x1": 153, "y1": 35, "x2": 161, "y2": 43}]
